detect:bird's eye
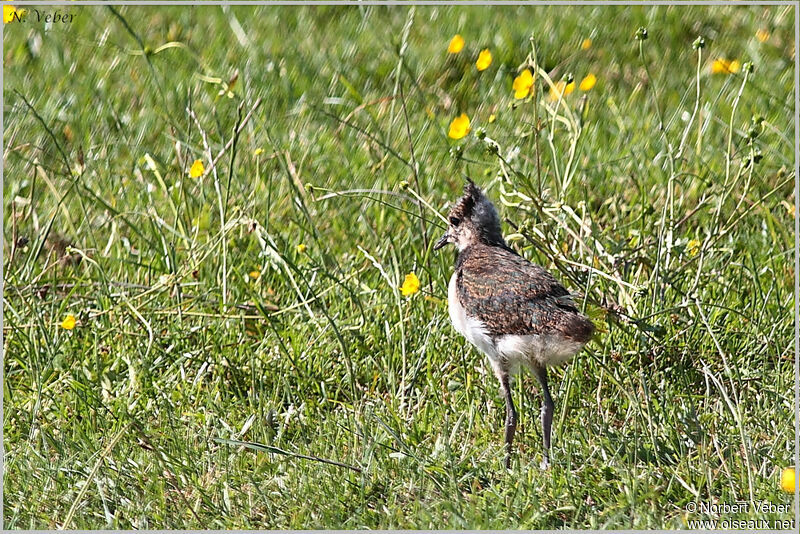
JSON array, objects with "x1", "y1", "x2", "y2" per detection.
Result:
[{"x1": 449, "y1": 216, "x2": 461, "y2": 226}]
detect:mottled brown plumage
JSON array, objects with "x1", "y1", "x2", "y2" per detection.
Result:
[
  {"x1": 455, "y1": 244, "x2": 594, "y2": 342},
  {"x1": 435, "y1": 180, "x2": 594, "y2": 470}
]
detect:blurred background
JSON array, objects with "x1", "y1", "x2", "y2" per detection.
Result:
[{"x1": 3, "y1": 4, "x2": 796, "y2": 529}]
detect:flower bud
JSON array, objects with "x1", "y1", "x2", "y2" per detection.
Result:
[
  {"x1": 692, "y1": 36, "x2": 705, "y2": 50},
  {"x1": 635, "y1": 27, "x2": 648, "y2": 41}
]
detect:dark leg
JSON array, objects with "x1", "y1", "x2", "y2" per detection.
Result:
[
  {"x1": 500, "y1": 373, "x2": 517, "y2": 469},
  {"x1": 534, "y1": 366, "x2": 554, "y2": 469}
]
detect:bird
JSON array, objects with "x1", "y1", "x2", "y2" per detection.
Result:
[{"x1": 434, "y1": 181, "x2": 594, "y2": 469}]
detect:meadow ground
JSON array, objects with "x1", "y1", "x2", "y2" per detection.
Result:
[{"x1": 2, "y1": 4, "x2": 796, "y2": 529}]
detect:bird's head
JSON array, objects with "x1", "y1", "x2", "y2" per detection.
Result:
[{"x1": 434, "y1": 181, "x2": 506, "y2": 251}]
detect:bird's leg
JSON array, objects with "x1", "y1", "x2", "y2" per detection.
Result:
[
  {"x1": 534, "y1": 366, "x2": 554, "y2": 469},
  {"x1": 500, "y1": 373, "x2": 517, "y2": 469}
]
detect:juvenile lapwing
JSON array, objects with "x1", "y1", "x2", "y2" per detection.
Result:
[{"x1": 434, "y1": 182, "x2": 594, "y2": 469}]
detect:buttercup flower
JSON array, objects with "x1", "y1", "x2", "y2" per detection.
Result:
[
  {"x1": 476, "y1": 49, "x2": 492, "y2": 71},
  {"x1": 400, "y1": 272, "x2": 420, "y2": 296},
  {"x1": 687, "y1": 239, "x2": 701, "y2": 257},
  {"x1": 4, "y1": 5, "x2": 24, "y2": 24},
  {"x1": 448, "y1": 34, "x2": 465, "y2": 54},
  {"x1": 513, "y1": 69, "x2": 534, "y2": 99},
  {"x1": 61, "y1": 315, "x2": 77, "y2": 330},
  {"x1": 711, "y1": 58, "x2": 741, "y2": 74},
  {"x1": 249, "y1": 269, "x2": 261, "y2": 280},
  {"x1": 189, "y1": 159, "x2": 205, "y2": 178},
  {"x1": 549, "y1": 80, "x2": 575, "y2": 101},
  {"x1": 488, "y1": 114, "x2": 496, "y2": 123},
  {"x1": 296, "y1": 243, "x2": 307, "y2": 253},
  {"x1": 448, "y1": 113, "x2": 471, "y2": 139},
  {"x1": 579, "y1": 73, "x2": 597, "y2": 91},
  {"x1": 756, "y1": 28, "x2": 770, "y2": 43},
  {"x1": 781, "y1": 468, "x2": 796, "y2": 492},
  {"x1": 581, "y1": 38, "x2": 592, "y2": 50}
]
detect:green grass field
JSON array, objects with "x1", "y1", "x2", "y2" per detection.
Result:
[{"x1": 3, "y1": 4, "x2": 796, "y2": 529}]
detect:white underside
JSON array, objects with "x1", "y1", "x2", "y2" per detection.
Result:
[{"x1": 448, "y1": 273, "x2": 585, "y2": 377}]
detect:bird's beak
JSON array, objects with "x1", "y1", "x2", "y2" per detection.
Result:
[{"x1": 433, "y1": 233, "x2": 450, "y2": 251}]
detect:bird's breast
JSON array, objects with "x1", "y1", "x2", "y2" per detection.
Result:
[
  {"x1": 448, "y1": 271, "x2": 497, "y2": 358},
  {"x1": 447, "y1": 272, "x2": 466, "y2": 335}
]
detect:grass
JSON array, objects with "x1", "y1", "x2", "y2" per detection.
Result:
[{"x1": 2, "y1": 4, "x2": 796, "y2": 529}]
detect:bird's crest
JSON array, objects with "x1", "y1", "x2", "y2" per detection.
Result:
[{"x1": 448, "y1": 181, "x2": 506, "y2": 248}]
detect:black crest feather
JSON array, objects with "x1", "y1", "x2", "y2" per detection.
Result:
[{"x1": 448, "y1": 181, "x2": 508, "y2": 249}]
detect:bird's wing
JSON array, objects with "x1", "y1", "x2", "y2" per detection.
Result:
[{"x1": 456, "y1": 245, "x2": 591, "y2": 339}]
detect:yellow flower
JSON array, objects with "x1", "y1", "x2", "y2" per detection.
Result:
[
  {"x1": 581, "y1": 38, "x2": 592, "y2": 50},
  {"x1": 512, "y1": 69, "x2": 534, "y2": 99},
  {"x1": 448, "y1": 34, "x2": 465, "y2": 54},
  {"x1": 296, "y1": 243, "x2": 306, "y2": 253},
  {"x1": 189, "y1": 159, "x2": 205, "y2": 178},
  {"x1": 780, "y1": 468, "x2": 796, "y2": 492},
  {"x1": 249, "y1": 269, "x2": 261, "y2": 280},
  {"x1": 448, "y1": 113, "x2": 471, "y2": 139},
  {"x1": 711, "y1": 58, "x2": 741, "y2": 75},
  {"x1": 756, "y1": 28, "x2": 770, "y2": 43},
  {"x1": 61, "y1": 315, "x2": 77, "y2": 330},
  {"x1": 488, "y1": 114, "x2": 496, "y2": 123},
  {"x1": 4, "y1": 5, "x2": 25, "y2": 24},
  {"x1": 253, "y1": 147, "x2": 264, "y2": 156},
  {"x1": 549, "y1": 80, "x2": 575, "y2": 101},
  {"x1": 579, "y1": 73, "x2": 597, "y2": 91},
  {"x1": 476, "y1": 49, "x2": 492, "y2": 71},
  {"x1": 687, "y1": 239, "x2": 701, "y2": 257},
  {"x1": 400, "y1": 272, "x2": 420, "y2": 297}
]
